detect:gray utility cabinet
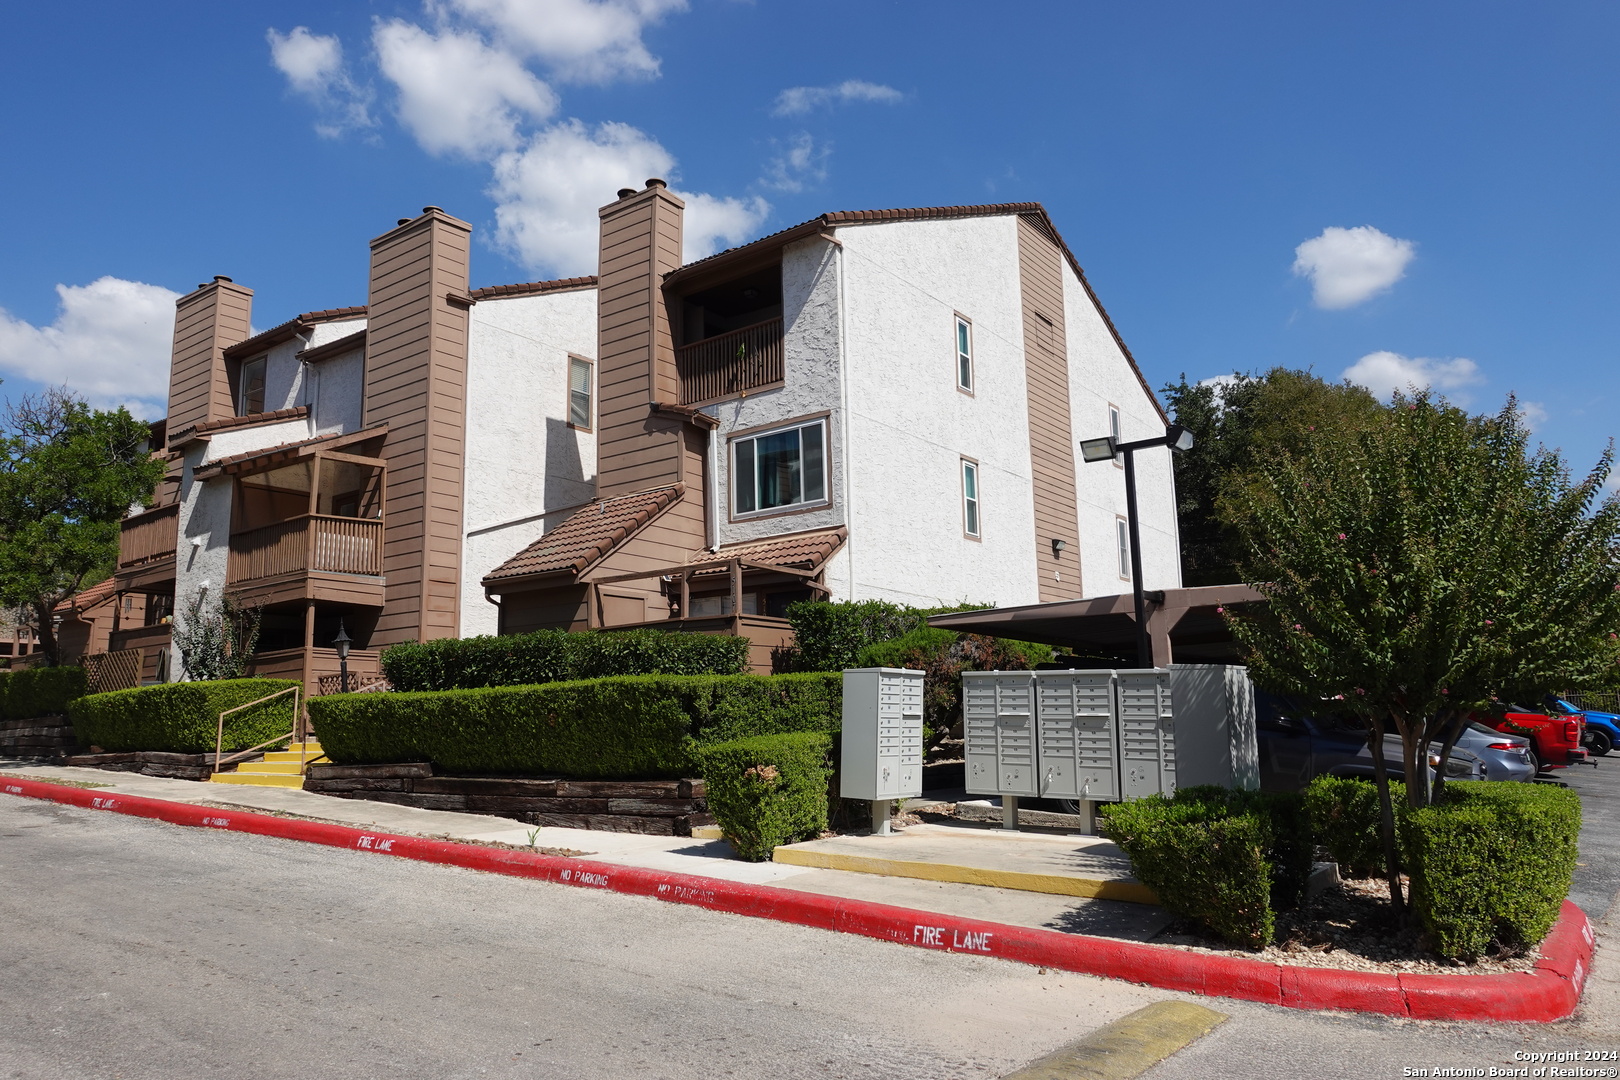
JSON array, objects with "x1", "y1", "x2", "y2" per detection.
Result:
[
  {"x1": 1116, "y1": 668, "x2": 1177, "y2": 800},
  {"x1": 963, "y1": 672, "x2": 1039, "y2": 797},
  {"x1": 839, "y1": 668, "x2": 925, "y2": 801},
  {"x1": 1035, "y1": 670, "x2": 1120, "y2": 802},
  {"x1": 1167, "y1": 664, "x2": 1259, "y2": 791}
]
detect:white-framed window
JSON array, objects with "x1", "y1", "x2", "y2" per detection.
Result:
[
  {"x1": 238, "y1": 356, "x2": 266, "y2": 416},
  {"x1": 955, "y1": 314, "x2": 973, "y2": 393},
  {"x1": 1116, "y1": 517, "x2": 1131, "y2": 579},
  {"x1": 1108, "y1": 404, "x2": 1123, "y2": 467},
  {"x1": 732, "y1": 418, "x2": 827, "y2": 517},
  {"x1": 568, "y1": 355, "x2": 593, "y2": 431},
  {"x1": 962, "y1": 459, "x2": 981, "y2": 538}
]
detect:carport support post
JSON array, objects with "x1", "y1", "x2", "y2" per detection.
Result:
[
  {"x1": 1002, "y1": 796, "x2": 1018, "y2": 830},
  {"x1": 871, "y1": 799, "x2": 892, "y2": 836}
]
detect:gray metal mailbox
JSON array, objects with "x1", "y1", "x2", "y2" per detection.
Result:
[
  {"x1": 1115, "y1": 668, "x2": 1177, "y2": 800},
  {"x1": 841, "y1": 668, "x2": 925, "y2": 833},
  {"x1": 962, "y1": 671, "x2": 1039, "y2": 798},
  {"x1": 1034, "y1": 670, "x2": 1120, "y2": 803}
]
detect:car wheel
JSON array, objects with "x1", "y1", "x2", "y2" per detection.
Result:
[
  {"x1": 1056, "y1": 799, "x2": 1086, "y2": 816},
  {"x1": 1529, "y1": 749, "x2": 1544, "y2": 774},
  {"x1": 1587, "y1": 729, "x2": 1614, "y2": 757}
]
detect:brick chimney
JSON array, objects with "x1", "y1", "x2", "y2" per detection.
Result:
[
  {"x1": 166, "y1": 276, "x2": 253, "y2": 445},
  {"x1": 363, "y1": 206, "x2": 474, "y2": 646}
]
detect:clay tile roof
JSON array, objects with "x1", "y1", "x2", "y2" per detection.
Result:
[
  {"x1": 56, "y1": 577, "x2": 116, "y2": 616},
  {"x1": 222, "y1": 306, "x2": 367, "y2": 360},
  {"x1": 468, "y1": 275, "x2": 598, "y2": 301},
  {"x1": 298, "y1": 305, "x2": 367, "y2": 323},
  {"x1": 484, "y1": 486, "x2": 683, "y2": 584},
  {"x1": 692, "y1": 528, "x2": 848, "y2": 576},
  {"x1": 168, "y1": 406, "x2": 308, "y2": 445}
]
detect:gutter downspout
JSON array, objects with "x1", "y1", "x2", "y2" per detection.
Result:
[{"x1": 835, "y1": 233, "x2": 854, "y2": 601}]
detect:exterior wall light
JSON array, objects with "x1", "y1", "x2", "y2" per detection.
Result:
[
  {"x1": 1051, "y1": 538, "x2": 1067, "y2": 558},
  {"x1": 1079, "y1": 437, "x2": 1117, "y2": 463}
]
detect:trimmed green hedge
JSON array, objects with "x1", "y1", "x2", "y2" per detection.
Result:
[
  {"x1": 380, "y1": 628, "x2": 749, "y2": 692},
  {"x1": 696, "y1": 731, "x2": 833, "y2": 861},
  {"x1": 2, "y1": 666, "x2": 88, "y2": 720},
  {"x1": 306, "y1": 673, "x2": 843, "y2": 778},
  {"x1": 68, "y1": 679, "x2": 301, "y2": 754},
  {"x1": 1101, "y1": 786, "x2": 1311, "y2": 949},
  {"x1": 783, "y1": 599, "x2": 996, "y2": 672},
  {"x1": 1303, "y1": 775, "x2": 1406, "y2": 879},
  {"x1": 1403, "y1": 782, "x2": 1581, "y2": 961}
]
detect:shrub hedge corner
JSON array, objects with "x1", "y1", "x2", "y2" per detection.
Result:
[
  {"x1": 3, "y1": 666, "x2": 88, "y2": 719},
  {"x1": 68, "y1": 678, "x2": 301, "y2": 754},
  {"x1": 380, "y1": 627, "x2": 750, "y2": 692},
  {"x1": 1303, "y1": 774, "x2": 1406, "y2": 879},
  {"x1": 697, "y1": 731, "x2": 833, "y2": 861}
]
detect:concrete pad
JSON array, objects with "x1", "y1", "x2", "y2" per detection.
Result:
[{"x1": 772, "y1": 823, "x2": 1158, "y2": 904}]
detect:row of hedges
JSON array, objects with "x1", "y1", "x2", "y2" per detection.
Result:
[
  {"x1": 306, "y1": 673, "x2": 842, "y2": 779},
  {"x1": 1, "y1": 666, "x2": 88, "y2": 720},
  {"x1": 69, "y1": 679, "x2": 301, "y2": 754},
  {"x1": 1104, "y1": 777, "x2": 1580, "y2": 961},
  {"x1": 380, "y1": 628, "x2": 750, "y2": 692}
]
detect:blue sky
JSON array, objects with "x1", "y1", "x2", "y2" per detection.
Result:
[{"x1": 1, "y1": 1, "x2": 1615, "y2": 480}]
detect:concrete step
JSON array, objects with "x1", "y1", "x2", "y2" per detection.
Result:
[
  {"x1": 232, "y1": 761, "x2": 305, "y2": 776},
  {"x1": 208, "y1": 772, "x2": 306, "y2": 789},
  {"x1": 771, "y1": 823, "x2": 1158, "y2": 905},
  {"x1": 263, "y1": 750, "x2": 327, "y2": 764}
]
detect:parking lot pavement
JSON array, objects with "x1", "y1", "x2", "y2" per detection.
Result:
[{"x1": 1547, "y1": 756, "x2": 1617, "y2": 922}]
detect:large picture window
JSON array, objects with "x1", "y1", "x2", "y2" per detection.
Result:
[{"x1": 732, "y1": 419, "x2": 827, "y2": 516}]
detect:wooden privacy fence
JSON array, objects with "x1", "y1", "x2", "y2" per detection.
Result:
[
  {"x1": 316, "y1": 672, "x2": 392, "y2": 696},
  {"x1": 83, "y1": 649, "x2": 144, "y2": 694}
]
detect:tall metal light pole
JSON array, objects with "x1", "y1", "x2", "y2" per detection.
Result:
[{"x1": 1079, "y1": 424, "x2": 1196, "y2": 668}]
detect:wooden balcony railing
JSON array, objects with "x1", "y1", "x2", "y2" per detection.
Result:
[
  {"x1": 228, "y1": 514, "x2": 383, "y2": 584},
  {"x1": 118, "y1": 504, "x2": 179, "y2": 568},
  {"x1": 677, "y1": 317, "x2": 784, "y2": 405}
]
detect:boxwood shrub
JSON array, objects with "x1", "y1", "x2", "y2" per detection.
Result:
[
  {"x1": 3, "y1": 666, "x2": 88, "y2": 719},
  {"x1": 696, "y1": 731, "x2": 834, "y2": 861},
  {"x1": 1403, "y1": 781, "x2": 1581, "y2": 961},
  {"x1": 1101, "y1": 785, "x2": 1312, "y2": 950},
  {"x1": 380, "y1": 628, "x2": 750, "y2": 692},
  {"x1": 306, "y1": 672, "x2": 842, "y2": 778},
  {"x1": 1303, "y1": 774, "x2": 1407, "y2": 879},
  {"x1": 69, "y1": 679, "x2": 301, "y2": 754}
]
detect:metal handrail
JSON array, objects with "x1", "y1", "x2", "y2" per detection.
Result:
[{"x1": 212, "y1": 685, "x2": 304, "y2": 775}]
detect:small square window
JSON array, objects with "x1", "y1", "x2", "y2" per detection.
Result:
[
  {"x1": 238, "y1": 356, "x2": 266, "y2": 416},
  {"x1": 568, "y1": 356, "x2": 593, "y2": 430},
  {"x1": 955, "y1": 315, "x2": 973, "y2": 393},
  {"x1": 1116, "y1": 517, "x2": 1131, "y2": 579},
  {"x1": 962, "y1": 459, "x2": 981, "y2": 538}
]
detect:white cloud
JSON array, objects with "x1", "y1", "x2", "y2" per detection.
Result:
[
  {"x1": 1342, "y1": 350, "x2": 1484, "y2": 401},
  {"x1": 1292, "y1": 225, "x2": 1416, "y2": 309},
  {"x1": 374, "y1": 20, "x2": 559, "y2": 158},
  {"x1": 1516, "y1": 400, "x2": 1549, "y2": 431},
  {"x1": 489, "y1": 120, "x2": 767, "y2": 274},
  {"x1": 444, "y1": 0, "x2": 687, "y2": 84},
  {"x1": 759, "y1": 132, "x2": 829, "y2": 193},
  {"x1": 772, "y1": 79, "x2": 903, "y2": 117},
  {"x1": 267, "y1": 26, "x2": 374, "y2": 138},
  {"x1": 0, "y1": 278, "x2": 180, "y2": 417}
]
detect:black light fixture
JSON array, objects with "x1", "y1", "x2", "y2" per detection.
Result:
[
  {"x1": 1051, "y1": 538, "x2": 1067, "y2": 558},
  {"x1": 332, "y1": 619, "x2": 352, "y2": 694},
  {"x1": 1081, "y1": 423, "x2": 1198, "y2": 667}
]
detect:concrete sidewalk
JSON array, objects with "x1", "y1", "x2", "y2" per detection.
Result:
[{"x1": 0, "y1": 759, "x2": 1176, "y2": 941}]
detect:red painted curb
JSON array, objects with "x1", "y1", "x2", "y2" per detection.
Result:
[{"x1": 0, "y1": 777, "x2": 1593, "y2": 1021}]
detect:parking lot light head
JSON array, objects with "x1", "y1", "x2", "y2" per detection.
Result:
[
  {"x1": 1167, "y1": 424, "x2": 1196, "y2": 453},
  {"x1": 1081, "y1": 436, "x2": 1117, "y2": 463}
]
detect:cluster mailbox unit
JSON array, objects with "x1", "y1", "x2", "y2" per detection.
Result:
[
  {"x1": 840, "y1": 668, "x2": 926, "y2": 835},
  {"x1": 964, "y1": 664, "x2": 1258, "y2": 831}
]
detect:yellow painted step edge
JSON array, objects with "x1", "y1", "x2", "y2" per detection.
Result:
[
  {"x1": 207, "y1": 774, "x2": 306, "y2": 788},
  {"x1": 770, "y1": 848, "x2": 1159, "y2": 906}
]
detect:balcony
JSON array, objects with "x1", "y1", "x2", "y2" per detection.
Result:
[
  {"x1": 676, "y1": 317, "x2": 784, "y2": 406},
  {"x1": 228, "y1": 514, "x2": 385, "y2": 607},
  {"x1": 115, "y1": 503, "x2": 179, "y2": 590}
]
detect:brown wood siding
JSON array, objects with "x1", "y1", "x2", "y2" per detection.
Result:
[
  {"x1": 1017, "y1": 215, "x2": 1083, "y2": 602},
  {"x1": 363, "y1": 209, "x2": 474, "y2": 647},
  {"x1": 499, "y1": 585, "x2": 590, "y2": 634},
  {"x1": 166, "y1": 280, "x2": 253, "y2": 441}
]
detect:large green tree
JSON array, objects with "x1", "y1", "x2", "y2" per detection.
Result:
[
  {"x1": 1163, "y1": 368, "x2": 1382, "y2": 585},
  {"x1": 1222, "y1": 392, "x2": 1620, "y2": 904},
  {"x1": 0, "y1": 390, "x2": 165, "y2": 664}
]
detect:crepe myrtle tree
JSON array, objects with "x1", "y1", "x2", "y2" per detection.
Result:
[
  {"x1": 1222, "y1": 392, "x2": 1620, "y2": 908},
  {"x1": 0, "y1": 389, "x2": 165, "y2": 665}
]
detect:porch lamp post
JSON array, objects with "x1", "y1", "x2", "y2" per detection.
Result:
[
  {"x1": 332, "y1": 620, "x2": 352, "y2": 694},
  {"x1": 1079, "y1": 424, "x2": 1196, "y2": 668}
]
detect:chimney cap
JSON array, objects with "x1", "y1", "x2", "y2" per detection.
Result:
[
  {"x1": 617, "y1": 188, "x2": 637, "y2": 199},
  {"x1": 212, "y1": 275, "x2": 233, "y2": 284},
  {"x1": 422, "y1": 205, "x2": 443, "y2": 214},
  {"x1": 398, "y1": 218, "x2": 412, "y2": 226},
  {"x1": 644, "y1": 178, "x2": 667, "y2": 190}
]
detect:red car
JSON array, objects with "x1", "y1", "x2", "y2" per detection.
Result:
[{"x1": 1476, "y1": 706, "x2": 1587, "y2": 773}]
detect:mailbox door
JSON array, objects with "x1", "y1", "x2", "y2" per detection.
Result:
[
  {"x1": 877, "y1": 671, "x2": 924, "y2": 798},
  {"x1": 963, "y1": 673, "x2": 1000, "y2": 795},
  {"x1": 1117, "y1": 670, "x2": 1176, "y2": 800},
  {"x1": 993, "y1": 676, "x2": 1039, "y2": 797},
  {"x1": 1037, "y1": 671, "x2": 1118, "y2": 801}
]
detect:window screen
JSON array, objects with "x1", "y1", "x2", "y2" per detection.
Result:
[{"x1": 732, "y1": 420, "x2": 826, "y2": 516}]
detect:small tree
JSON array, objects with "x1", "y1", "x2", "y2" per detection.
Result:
[
  {"x1": 172, "y1": 592, "x2": 262, "y2": 681},
  {"x1": 1223, "y1": 392, "x2": 1620, "y2": 906},
  {"x1": 0, "y1": 389, "x2": 165, "y2": 664}
]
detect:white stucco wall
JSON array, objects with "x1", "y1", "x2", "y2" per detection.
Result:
[
  {"x1": 834, "y1": 216, "x2": 1042, "y2": 608},
  {"x1": 308, "y1": 349, "x2": 365, "y2": 435},
  {"x1": 704, "y1": 235, "x2": 847, "y2": 551},
  {"x1": 1062, "y1": 269, "x2": 1182, "y2": 597},
  {"x1": 459, "y1": 287, "x2": 599, "y2": 637}
]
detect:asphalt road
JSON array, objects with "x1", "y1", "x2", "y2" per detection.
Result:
[
  {"x1": 1, "y1": 789, "x2": 1616, "y2": 1080},
  {"x1": 1554, "y1": 754, "x2": 1620, "y2": 923}
]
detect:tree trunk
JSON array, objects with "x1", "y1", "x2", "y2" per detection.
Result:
[
  {"x1": 1429, "y1": 710, "x2": 1467, "y2": 804},
  {"x1": 1393, "y1": 704, "x2": 1429, "y2": 809},
  {"x1": 32, "y1": 598, "x2": 59, "y2": 666},
  {"x1": 1368, "y1": 713, "x2": 1406, "y2": 914}
]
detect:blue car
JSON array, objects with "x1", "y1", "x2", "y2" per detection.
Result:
[{"x1": 1549, "y1": 697, "x2": 1617, "y2": 757}]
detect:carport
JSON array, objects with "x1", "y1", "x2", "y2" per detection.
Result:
[{"x1": 926, "y1": 584, "x2": 1265, "y2": 667}]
